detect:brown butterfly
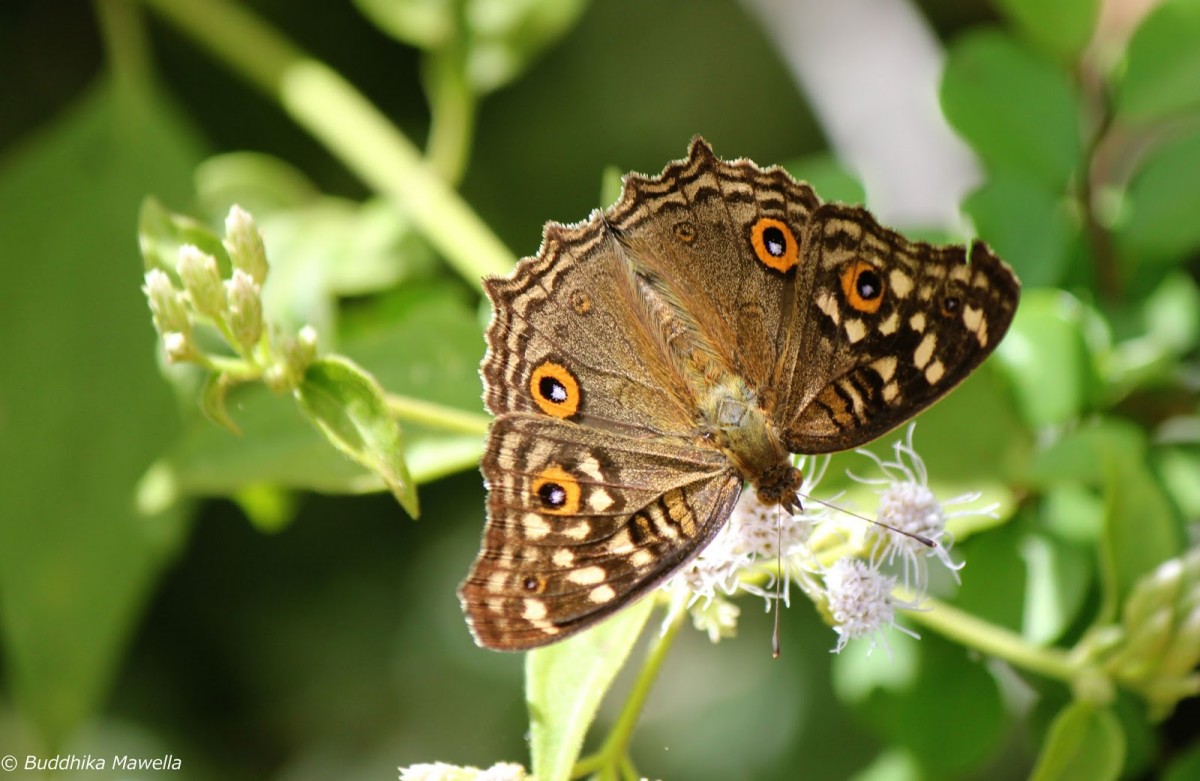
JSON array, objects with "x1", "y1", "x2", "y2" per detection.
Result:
[{"x1": 459, "y1": 138, "x2": 1020, "y2": 650}]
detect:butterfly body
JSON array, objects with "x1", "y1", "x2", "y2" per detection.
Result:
[{"x1": 460, "y1": 139, "x2": 1020, "y2": 651}]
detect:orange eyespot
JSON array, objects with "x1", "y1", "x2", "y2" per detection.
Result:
[
  {"x1": 529, "y1": 360, "x2": 581, "y2": 418},
  {"x1": 569, "y1": 290, "x2": 592, "y2": 315},
  {"x1": 940, "y1": 292, "x2": 962, "y2": 317},
  {"x1": 674, "y1": 221, "x2": 697, "y2": 243},
  {"x1": 522, "y1": 574, "x2": 547, "y2": 593},
  {"x1": 750, "y1": 218, "x2": 798, "y2": 273},
  {"x1": 840, "y1": 260, "x2": 885, "y2": 313},
  {"x1": 532, "y1": 466, "x2": 580, "y2": 515}
]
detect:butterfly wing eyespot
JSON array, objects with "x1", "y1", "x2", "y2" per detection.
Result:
[
  {"x1": 531, "y1": 466, "x2": 581, "y2": 515},
  {"x1": 569, "y1": 290, "x2": 593, "y2": 315},
  {"x1": 673, "y1": 221, "x2": 697, "y2": 243},
  {"x1": 529, "y1": 361, "x2": 582, "y2": 418},
  {"x1": 840, "y1": 260, "x2": 886, "y2": 314},
  {"x1": 522, "y1": 574, "x2": 547, "y2": 593},
  {"x1": 940, "y1": 293, "x2": 962, "y2": 317},
  {"x1": 750, "y1": 217, "x2": 799, "y2": 273}
]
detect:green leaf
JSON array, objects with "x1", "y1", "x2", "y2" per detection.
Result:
[
  {"x1": 0, "y1": 77, "x2": 201, "y2": 744},
  {"x1": 296, "y1": 356, "x2": 419, "y2": 517},
  {"x1": 353, "y1": 0, "x2": 454, "y2": 49},
  {"x1": 356, "y1": 0, "x2": 591, "y2": 94},
  {"x1": 1157, "y1": 447, "x2": 1200, "y2": 520},
  {"x1": 1030, "y1": 702, "x2": 1124, "y2": 781},
  {"x1": 1100, "y1": 449, "x2": 1184, "y2": 620},
  {"x1": 993, "y1": 0, "x2": 1101, "y2": 59},
  {"x1": 994, "y1": 289, "x2": 1102, "y2": 428},
  {"x1": 784, "y1": 153, "x2": 866, "y2": 205},
  {"x1": 1116, "y1": 0, "x2": 1200, "y2": 121},
  {"x1": 955, "y1": 519, "x2": 1028, "y2": 630},
  {"x1": 137, "y1": 196, "x2": 232, "y2": 278},
  {"x1": 1026, "y1": 418, "x2": 1146, "y2": 487},
  {"x1": 1020, "y1": 531, "x2": 1094, "y2": 644},
  {"x1": 462, "y1": 0, "x2": 591, "y2": 94},
  {"x1": 941, "y1": 30, "x2": 1081, "y2": 189},
  {"x1": 1116, "y1": 130, "x2": 1200, "y2": 263},
  {"x1": 964, "y1": 173, "x2": 1079, "y2": 288},
  {"x1": 194, "y1": 151, "x2": 321, "y2": 218},
  {"x1": 199, "y1": 372, "x2": 241, "y2": 434},
  {"x1": 526, "y1": 598, "x2": 654, "y2": 781},
  {"x1": 162, "y1": 289, "x2": 483, "y2": 502},
  {"x1": 837, "y1": 633, "x2": 1005, "y2": 777}
]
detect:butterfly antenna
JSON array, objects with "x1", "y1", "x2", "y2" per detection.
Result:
[
  {"x1": 801, "y1": 493, "x2": 935, "y2": 548},
  {"x1": 772, "y1": 504, "x2": 783, "y2": 659}
]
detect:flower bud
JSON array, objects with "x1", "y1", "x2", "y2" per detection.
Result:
[
  {"x1": 143, "y1": 269, "x2": 191, "y2": 339},
  {"x1": 162, "y1": 331, "x2": 193, "y2": 363},
  {"x1": 224, "y1": 269, "x2": 263, "y2": 352},
  {"x1": 176, "y1": 244, "x2": 225, "y2": 319},
  {"x1": 223, "y1": 204, "x2": 268, "y2": 284}
]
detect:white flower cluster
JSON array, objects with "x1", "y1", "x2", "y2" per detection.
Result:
[{"x1": 666, "y1": 424, "x2": 993, "y2": 654}]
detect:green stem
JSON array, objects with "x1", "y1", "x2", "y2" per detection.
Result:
[
  {"x1": 574, "y1": 599, "x2": 687, "y2": 777},
  {"x1": 385, "y1": 394, "x2": 491, "y2": 435},
  {"x1": 136, "y1": 0, "x2": 515, "y2": 288},
  {"x1": 94, "y1": 0, "x2": 152, "y2": 93},
  {"x1": 423, "y1": 45, "x2": 476, "y2": 185},
  {"x1": 897, "y1": 589, "x2": 1078, "y2": 682}
]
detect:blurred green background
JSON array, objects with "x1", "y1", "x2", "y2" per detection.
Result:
[{"x1": 2, "y1": 1, "x2": 1199, "y2": 779}]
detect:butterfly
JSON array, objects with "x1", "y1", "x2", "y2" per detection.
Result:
[{"x1": 459, "y1": 138, "x2": 1020, "y2": 650}]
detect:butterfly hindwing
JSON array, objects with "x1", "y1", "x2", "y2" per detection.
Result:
[{"x1": 459, "y1": 413, "x2": 741, "y2": 650}]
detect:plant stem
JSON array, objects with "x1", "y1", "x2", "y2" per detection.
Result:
[
  {"x1": 896, "y1": 589, "x2": 1078, "y2": 682},
  {"x1": 94, "y1": 0, "x2": 152, "y2": 93},
  {"x1": 423, "y1": 42, "x2": 476, "y2": 185},
  {"x1": 385, "y1": 394, "x2": 491, "y2": 434},
  {"x1": 136, "y1": 0, "x2": 515, "y2": 288},
  {"x1": 584, "y1": 599, "x2": 687, "y2": 776}
]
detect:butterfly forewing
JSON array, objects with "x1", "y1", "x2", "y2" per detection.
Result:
[{"x1": 776, "y1": 204, "x2": 1020, "y2": 454}]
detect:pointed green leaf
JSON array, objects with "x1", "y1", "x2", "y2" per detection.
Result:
[
  {"x1": 993, "y1": 0, "x2": 1101, "y2": 59},
  {"x1": 963, "y1": 173, "x2": 1079, "y2": 288},
  {"x1": 296, "y1": 356, "x2": 419, "y2": 516},
  {"x1": 527, "y1": 598, "x2": 654, "y2": 781},
  {"x1": 994, "y1": 289, "x2": 1102, "y2": 428},
  {"x1": 0, "y1": 77, "x2": 200, "y2": 745},
  {"x1": 1030, "y1": 702, "x2": 1124, "y2": 781},
  {"x1": 1117, "y1": 0, "x2": 1200, "y2": 122},
  {"x1": 785, "y1": 153, "x2": 866, "y2": 206},
  {"x1": 941, "y1": 30, "x2": 1081, "y2": 188},
  {"x1": 200, "y1": 372, "x2": 241, "y2": 434},
  {"x1": 137, "y1": 196, "x2": 231, "y2": 278},
  {"x1": 1116, "y1": 130, "x2": 1200, "y2": 263}
]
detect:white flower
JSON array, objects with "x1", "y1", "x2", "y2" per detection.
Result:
[
  {"x1": 398, "y1": 762, "x2": 526, "y2": 781},
  {"x1": 850, "y1": 423, "x2": 994, "y2": 593},
  {"x1": 663, "y1": 455, "x2": 832, "y2": 638},
  {"x1": 822, "y1": 558, "x2": 919, "y2": 654},
  {"x1": 689, "y1": 594, "x2": 741, "y2": 642}
]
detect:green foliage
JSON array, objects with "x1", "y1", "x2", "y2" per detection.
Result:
[
  {"x1": 1030, "y1": 702, "x2": 1125, "y2": 781},
  {"x1": 3, "y1": 0, "x2": 1199, "y2": 779},
  {"x1": 526, "y1": 599, "x2": 654, "y2": 781},
  {"x1": 296, "y1": 356, "x2": 419, "y2": 516}
]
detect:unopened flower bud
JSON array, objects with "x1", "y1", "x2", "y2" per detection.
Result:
[
  {"x1": 143, "y1": 269, "x2": 191, "y2": 338},
  {"x1": 162, "y1": 331, "x2": 193, "y2": 363},
  {"x1": 176, "y1": 244, "x2": 225, "y2": 319},
  {"x1": 224, "y1": 269, "x2": 263, "y2": 352},
  {"x1": 292, "y1": 325, "x2": 318, "y2": 368},
  {"x1": 223, "y1": 205, "x2": 268, "y2": 284}
]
